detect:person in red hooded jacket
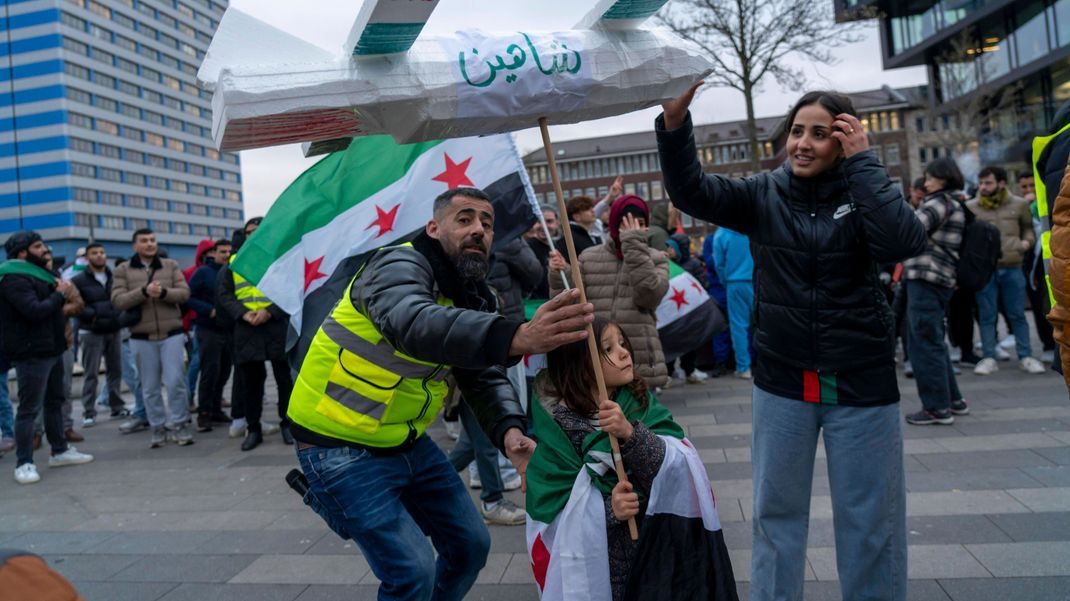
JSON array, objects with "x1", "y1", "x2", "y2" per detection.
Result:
[{"x1": 183, "y1": 239, "x2": 215, "y2": 410}]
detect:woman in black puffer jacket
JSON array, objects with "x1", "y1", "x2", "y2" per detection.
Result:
[{"x1": 657, "y1": 87, "x2": 926, "y2": 601}]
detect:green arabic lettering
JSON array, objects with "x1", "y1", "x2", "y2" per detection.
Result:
[{"x1": 459, "y1": 47, "x2": 504, "y2": 88}]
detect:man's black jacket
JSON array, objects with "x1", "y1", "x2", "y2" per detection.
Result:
[
  {"x1": 0, "y1": 274, "x2": 65, "y2": 360},
  {"x1": 294, "y1": 232, "x2": 526, "y2": 452},
  {"x1": 72, "y1": 268, "x2": 121, "y2": 334},
  {"x1": 657, "y1": 112, "x2": 927, "y2": 373}
]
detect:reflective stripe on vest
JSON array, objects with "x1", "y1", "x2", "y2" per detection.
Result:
[
  {"x1": 287, "y1": 244, "x2": 453, "y2": 449},
  {"x1": 229, "y1": 256, "x2": 273, "y2": 311},
  {"x1": 1031, "y1": 121, "x2": 1070, "y2": 307}
]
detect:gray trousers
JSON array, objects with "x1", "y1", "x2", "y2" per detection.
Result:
[
  {"x1": 131, "y1": 335, "x2": 188, "y2": 428},
  {"x1": 80, "y1": 331, "x2": 124, "y2": 419},
  {"x1": 36, "y1": 348, "x2": 75, "y2": 432}
]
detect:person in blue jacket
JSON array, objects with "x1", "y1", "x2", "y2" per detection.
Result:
[
  {"x1": 712, "y1": 227, "x2": 755, "y2": 379},
  {"x1": 702, "y1": 232, "x2": 732, "y2": 375}
]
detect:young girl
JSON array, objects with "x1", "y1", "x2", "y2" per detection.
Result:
[{"x1": 526, "y1": 317, "x2": 737, "y2": 601}]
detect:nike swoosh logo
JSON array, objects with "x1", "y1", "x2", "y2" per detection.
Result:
[{"x1": 833, "y1": 204, "x2": 854, "y2": 220}]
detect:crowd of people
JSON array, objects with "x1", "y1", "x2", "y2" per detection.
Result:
[{"x1": 0, "y1": 85, "x2": 1062, "y2": 601}]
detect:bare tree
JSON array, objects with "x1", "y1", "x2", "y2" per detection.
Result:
[{"x1": 657, "y1": 0, "x2": 866, "y2": 172}]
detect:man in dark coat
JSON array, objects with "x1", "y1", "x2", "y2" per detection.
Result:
[
  {"x1": 1, "y1": 231, "x2": 94, "y2": 484},
  {"x1": 71, "y1": 243, "x2": 127, "y2": 426},
  {"x1": 187, "y1": 239, "x2": 234, "y2": 432}
]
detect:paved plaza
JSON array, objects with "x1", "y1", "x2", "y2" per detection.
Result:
[{"x1": 1, "y1": 358, "x2": 1069, "y2": 601}]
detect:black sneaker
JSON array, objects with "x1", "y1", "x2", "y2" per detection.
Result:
[
  {"x1": 110, "y1": 408, "x2": 131, "y2": 418},
  {"x1": 905, "y1": 409, "x2": 954, "y2": 425},
  {"x1": 950, "y1": 399, "x2": 970, "y2": 416},
  {"x1": 958, "y1": 352, "x2": 981, "y2": 366},
  {"x1": 196, "y1": 414, "x2": 214, "y2": 433}
]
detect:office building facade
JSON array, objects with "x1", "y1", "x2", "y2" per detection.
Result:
[{"x1": 0, "y1": 0, "x2": 242, "y2": 264}]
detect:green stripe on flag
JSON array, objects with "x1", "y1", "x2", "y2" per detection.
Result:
[
  {"x1": 232, "y1": 135, "x2": 444, "y2": 284},
  {"x1": 819, "y1": 373, "x2": 838, "y2": 405}
]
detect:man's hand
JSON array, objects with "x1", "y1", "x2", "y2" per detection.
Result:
[
  {"x1": 503, "y1": 427, "x2": 536, "y2": 492},
  {"x1": 210, "y1": 309, "x2": 216, "y2": 319},
  {"x1": 1021, "y1": 239, "x2": 1033, "y2": 252},
  {"x1": 661, "y1": 81, "x2": 703, "y2": 131},
  {"x1": 146, "y1": 281, "x2": 162, "y2": 298},
  {"x1": 55, "y1": 279, "x2": 71, "y2": 294},
  {"x1": 548, "y1": 250, "x2": 568, "y2": 274},
  {"x1": 611, "y1": 481, "x2": 640, "y2": 521},
  {"x1": 254, "y1": 309, "x2": 272, "y2": 325},
  {"x1": 509, "y1": 288, "x2": 593, "y2": 356},
  {"x1": 242, "y1": 311, "x2": 257, "y2": 325},
  {"x1": 604, "y1": 176, "x2": 624, "y2": 204}
]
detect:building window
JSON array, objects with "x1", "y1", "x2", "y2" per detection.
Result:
[
  {"x1": 150, "y1": 198, "x2": 168, "y2": 210},
  {"x1": 129, "y1": 218, "x2": 149, "y2": 230},
  {"x1": 71, "y1": 163, "x2": 96, "y2": 177},
  {"x1": 148, "y1": 176, "x2": 167, "y2": 189},
  {"x1": 172, "y1": 201, "x2": 189, "y2": 213},
  {"x1": 145, "y1": 133, "x2": 164, "y2": 147},
  {"x1": 65, "y1": 62, "x2": 90, "y2": 80},
  {"x1": 173, "y1": 222, "x2": 191, "y2": 234},
  {"x1": 125, "y1": 172, "x2": 145, "y2": 186},
  {"x1": 74, "y1": 188, "x2": 96, "y2": 203},
  {"x1": 889, "y1": 111, "x2": 900, "y2": 130},
  {"x1": 63, "y1": 38, "x2": 89, "y2": 55},
  {"x1": 126, "y1": 195, "x2": 147, "y2": 208},
  {"x1": 122, "y1": 126, "x2": 142, "y2": 142},
  {"x1": 885, "y1": 144, "x2": 901, "y2": 166},
  {"x1": 75, "y1": 213, "x2": 93, "y2": 227},
  {"x1": 94, "y1": 96, "x2": 117, "y2": 112},
  {"x1": 651, "y1": 180, "x2": 663, "y2": 200},
  {"x1": 61, "y1": 12, "x2": 87, "y2": 31},
  {"x1": 100, "y1": 192, "x2": 122, "y2": 206},
  {"x1": 124, "y1": 149, "x2": 144, "y2": 164},
  {"x1": 69, "y1": 138, "x2": 94, "y2": 153},
  {"x1": 93, "y1": 72, "x2": 116, "y2": 89},
  {"x1": 100, "y1": 215, "x2": 124, "y2": 229},
  {"x1": 919, "y1": 148, "x2": 927, "y2": 163},
  {"x1": 99, "y1": 167, "x2": 121, "y2": 182},
  {"x1": 98, "y1": 143, "x2": 120, "y2": 159}
]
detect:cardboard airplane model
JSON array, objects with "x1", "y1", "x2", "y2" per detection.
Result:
[{"x1": 197, "y1": 0, "x2": 714, "y2": 155}]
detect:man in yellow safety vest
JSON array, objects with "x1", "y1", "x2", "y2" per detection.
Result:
[{"x1": 289, "y1": 187, "x2": 593, "y2": 601}]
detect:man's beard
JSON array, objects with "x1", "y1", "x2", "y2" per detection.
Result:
[
  {"x1": 452, "y1": 252, "x2": 489, "y2": 281},
  {"x1": 26, "y1": 252, "x2": 51, "y2": 270}
]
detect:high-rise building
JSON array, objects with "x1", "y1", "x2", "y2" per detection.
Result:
[
  {"x1": 0, "y1": 0, "x2": 242, "y2": 264},
  {"x1": 836, "y1": 1, "x2": 1070, "y2": 167}
]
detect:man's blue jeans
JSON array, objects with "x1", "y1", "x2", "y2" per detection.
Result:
[
  {"x1": 0, "y1": 367, "x2": 13, "y2": 439},
  {"x1": 976, "y1": 267, "x2": 1032, "y2": 359},
  {"x1": 297, "y1": 435, "x2": 490, "y2": 601},
  {"x1": 906, "y1": 280, "x2": 962, "y2": 412},
  {"x1": 751, "y1": 387, "x2": 906, "y2": 601},
  {"x1": 447, "y1": 401, "x2": 505, "y2": 504}
]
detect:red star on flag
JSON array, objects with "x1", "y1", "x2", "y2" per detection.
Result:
[
  {"x1": 669, "y1": 287, "x2": 689, "y2": 310},
  {"x1": 691, "y1": 281, "x2": 705, "y2": 296},
  {"x1": 366, "y1": 204, "x2": 400, "y2": 238},
  {"x1": 304, "y1": 256, "x2": 327, "y2": 292},
  {"x1": 432, "y1": 153, "x2": 474, "y2": 189}
]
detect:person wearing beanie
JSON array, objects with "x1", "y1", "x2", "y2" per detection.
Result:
[
  {"x1": 549, "y1": 195, "x2": 670, "y2": 388},
  {"x1": 1, "y1": 231, "x2": 94, "y2": 484}
]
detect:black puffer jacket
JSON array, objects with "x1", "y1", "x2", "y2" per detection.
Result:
[
  {"x1": 657, "y1": 113, "x2": 926, "y2": 372},
  {"x1": 217, "y1": 264, "x2": 289, "y2": 364},
  {"x1": 348, "y1": 232, "x2": 526, "y2": 451},
  {"x1": 0, "y1": 273, "x2": 65, "y2": 360},
  {"x1": 72, "y1": 269, "x2": 121, "y2": 334},
  {"x1": 488, "y1": 237, "x2": 543, "y2": 320}
]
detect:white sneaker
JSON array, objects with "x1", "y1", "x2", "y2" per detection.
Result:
[
  {"x1": 903, "y1": 360, "x2": 914, "y2": 378},
  {"x1": 1042, "y1": 349, "x2": 1055, "y2": 364},
  {"x1": 228, "y1": 418, "x2": 247, "y2": 439},
  {"x1": 686, "y1": 373, "x2": 704, "y2": 384},
  {"x1": 262, "y1": 422, "x2": 280, "y2": 435},
  {"x1": 1020, "y1": 357, "x2": 1046, "y2": 374},
  {"x1": 691, "y1": 369, "x2": 709, "y2": 381},
  {"x1": 481, "y1": 499, "x2": 526, "y2": 526},
  {"x1": 48, "y1": 446, "x2": 94, "y2": 467},
  {"x1": 502, "y1": 473, "x2": 522, "y2": 491},
  {"x1": 974, "y1": 357, "x2": 999, "y2": 376},
  {"x1": 469, "y1": 470, "x2": 482, "y2": 489},
  {"x1": 444, "y1": 420, "x2": 461, "y2": 441},
  {"x1": 995, "y1": 346, "x2": 1011, "y2": 361},
  {"x1": 999, "y1": 335, "x2": 1016, "y2": 351},
  {"x1": 82, "y1": 417, "x2": 96, "y2": 428},
  {"x1": 14, "y1": 463, "x2": 40, "y2": 484},
  {"x1": 735, "y1": 370, "x2": 752, "y2": 380},
  {"x1": 662, "y1": 377, "x2": 676, "y2": 389},
  {"x1": 672, "y1": 366, "x2": 686, "y2": 380},
  {"x1": 949, "y1": 347, "x2": 962, "y2": 363}
]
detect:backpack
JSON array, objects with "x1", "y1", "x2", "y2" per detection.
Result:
[{"x1": 955, "y1": 202, "x2": 1002, "y2": 292}]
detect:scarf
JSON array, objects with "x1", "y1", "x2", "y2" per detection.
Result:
[
  {"x1": 979, "y1": 187, "x2": 1009, "y2": 211},
  {"x1": 608, "y1": 195, "x2": 650, "y2": 260},
  {"x1": 0, "y1": 259, "x2": 57, "y2": 284}
]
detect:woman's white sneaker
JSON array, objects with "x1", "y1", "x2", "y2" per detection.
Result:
[
  {"x1": 48, "y1": 446, "x2": 94, "y2": 467},
  {"x1": 14, "y1": 463, "x2": 41, "y2": 484},
  {"x1": 973, "y1": 358, "x2": 998, "y2": 376},
  {"x1": 1020, "y1": 357, "x2": 1046, "y2": 374}
]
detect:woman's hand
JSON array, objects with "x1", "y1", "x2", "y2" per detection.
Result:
[
  {"x1": 618, "y1": 214, "x2": 647, "y2": 234},
  {"x1": 611, "y1": 480, "x2": 640, "y2": 521},
  {"x1": 661, "y1": 81, "x2": 703, "y2": 131},
  {"x1": 598, "y1": 399, "x2": 634, "y2": 441},
  {"x1": 831, "y1": 113, "x2": 870, "y2": 158}
]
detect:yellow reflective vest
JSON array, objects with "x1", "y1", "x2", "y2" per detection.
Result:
[
  {"x1": 230, "y1": 256, "x2": 273, "y2": 311},
  {"x1": 1031, "y1": 121, "x2": 1070, "y2": 306},
  {"x1": 287, "y1": 248, "x2": 452, "y2": 449}
]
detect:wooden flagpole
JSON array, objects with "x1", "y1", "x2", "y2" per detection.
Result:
[{"x1": 538, "y1": 117, "x2": 638, "y2": 541}]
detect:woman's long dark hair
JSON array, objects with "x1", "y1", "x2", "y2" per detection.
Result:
[
  {"x1": 542, "y1": 316, "x2": 648, "y2": 417},
  {"x1": 786, "y1": 91, "x2": 858, "y2": 129},
  {"x1": 924, "y1": 158, "x2": 965, "y2": 193}
]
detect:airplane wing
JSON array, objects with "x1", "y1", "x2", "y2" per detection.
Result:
[
  {"x1": 574, "y1": 0, "x2": 670, "y2": 30},
  {"x1": 346, "y1": 0, "x2": 441, "y2": 57}
]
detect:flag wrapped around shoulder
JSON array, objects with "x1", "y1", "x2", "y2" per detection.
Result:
[
  {"x1": 525, "y1": 389, "x2": 738, "y2": 601},
  {"x1": 657, "y1": 260, "x2": 725, "y2": 364},
  {"x1": 229, "y1": 133, "x2": 538, "y2": 360}
]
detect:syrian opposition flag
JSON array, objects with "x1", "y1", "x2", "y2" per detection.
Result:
[
  {"x1": 526, "y1": 389, "x2": 738, "y2": 601},
  {"x1": 230, "y1": 133, "x2": 538, "y2": 360},
  {"x1": 657, "y1": 260, "x2": 725, "y2": 363}
]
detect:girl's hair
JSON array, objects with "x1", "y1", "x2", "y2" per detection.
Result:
[
  {"x1": 924, "y1": 157, "x2": 965, "y2": 192},
  {"x1": 786, "y1": 90, "x2": 857, "y2": 128},
  {"x1": 542, "y1": 316, "x2": 648, "y2": 417}
]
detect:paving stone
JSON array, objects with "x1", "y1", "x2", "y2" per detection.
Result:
[
  {"x1": 77, "y1": 494, "x2": 249, "y2": 513},
  {"x1": 195, "y1": 530, "x2": 326, "y2": 555},
  {"x1": 499, "y1": 552, "x2": 535, "y2": 584},
  {"x1": 474, "y1": 552, "x2": 512, "y2": 584},
  {"x1": 905, "y1": 468, "x2": 1045, "y2": 492},
  {"x1": 157, "y1": 583, "x2": 308, "y2": 601},
  {"x1": 227, "y1": 454, "x2": 302, "y2": 468},
  {"x1": 229, "y1": 554, "x2": 370, "y2": 585},
  {"x1": 303, "y1": 533, "x2": 362, "y2": 556},
  {"x1": 905, "y1": 515, "x2": 1013, "y2": 545},
  {"x1": 808, "y1": 544, "x2": 990, "y2": 581},
  {"x1": 90, "y1": 531, "x2": 217, "y2": 555},
  {"x1": 707, "y1": 461, "x2": 754, "y2": 481},
  {"x1": 938, "y1": 576, "x2": 1070, "y2": 601},
  {"x1": 72, "y1": 511, "x2": 283, "y2": 532},
  {"x1": 5, "y1": 531, "x2": 117, "y2": 554},
  {"x1": 487, "y1": 524, "x2": 529, "y2": 554},
  {"x1": 912, "y1": 449, "x2": 1056, "y2": 471},
  {"x1": 44, "y1": 554, "x2": 141, "y2": 582},
  {"x1": 689, "y1": 434, "x2": 751, "y2": 449},
  {"x1": 689, "y1": 422, "x2": 753, "y2": 437},
  {"x1": 906, "y1": 491, "x2": 1030, "y2": 516},
  {"x1": 465, "y1": 584, "x2": 541, "y2": 600},
  {"x1": 783, "y1": 580, "x2": 951, "y2": 601},
  {"x1": 950, "y1": 419, "x2": 1070, "y2": 437},
  {"x1": 729, "y1": 549, "x2": 817, "y2": 583},
  {"x1": 110, "y1": 554, "x2": 258, "y2": 583},
  {"x1": 1032, "y1": 447, "x2": 1070, "y2": 465},
  {"x1": 966, "y1": 542, "x2": 1070, "y2": 577},
  {"x1": 266, "y1": 510, "x2": 334, "y2": 530},
  {"x1": 1006, "y1": 487, "x2": 1070, "y2": 512},
  {"x1": 935, "y1": 433, "x2": 1067, "y2": 453},
  {"x1": 986, "y1": 512, "x2": 1070, "y2": 543},
  {"x1": 295, "y1": 585, "x2": 380, "y2": 601},
  {"x1": 1019, "y1": 465, "x2": 1070, "y2": 487},
  {"x1": 0, "y1": 512, "x2": 92, "y2": 531},
  {"x1": 70, "y1": 580, "x2": 178, "y2": 601}
]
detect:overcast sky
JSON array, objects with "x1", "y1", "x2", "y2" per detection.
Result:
[{"x1": 227, "y1": 1, "x2": 927, "y2": 217}]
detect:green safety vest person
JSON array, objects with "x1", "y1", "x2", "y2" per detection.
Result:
[
  {"x1": 230, "y1": 255, "x2": 272, "y2": 312},
  {"x1": 289, "y1": 187, "x2": 593, "y2": 601}
]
